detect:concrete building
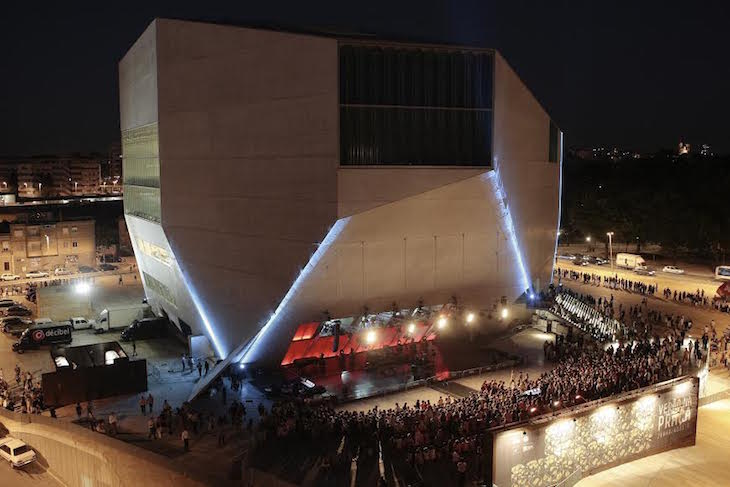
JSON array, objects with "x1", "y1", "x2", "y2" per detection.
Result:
[
  {"x1": 14, "y1": 155, "x2": 103, "y2": 198},
  {"x1": 119, "y1": 20, "x2": 562, "y2": 375},
  {"x1": 17, "y1": 157, "x2": 71, "y2": 198},
  {"x1": 6, "y1": 219, "x2": 95, "y2": 275},
  {"x1": 69, "y1": 158, "x2": 101, "y2": 195}
]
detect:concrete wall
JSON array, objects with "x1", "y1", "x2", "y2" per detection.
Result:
[
  {"x1": 337, "y1": 166, "x2": 487, "y2": 217},
  {"x1": 492, "y1": 52, "x2": 561, "y2": 292},
  {"x1": 245, "y1": 171, "x2": 527, "y2": 365},
  {"x1": 153, "y1": 20, "x2": 340, "y2": 356},
  {"x1": 0, "y1": 410, "x2": 206, "y2": 487}
]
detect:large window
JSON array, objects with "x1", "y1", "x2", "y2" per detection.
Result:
[
  {"x1": 124, "y1": 186, "x2": 161, "y2": 223},
  {"x1": 137, "y1": 238, "x2": 173, "y2": 267},
  {"x1": 123, "y1": 123, "x2": 161, "y2": 223},
  {"x1": 143, "y1": 271, "x2": 175, "y2": 306},
  {"x1": 122, "y1": 123, "x2": 160, "y2": 187},
  {"x1": 340, "y1": 44, "x2": 493, "y2": 166}
]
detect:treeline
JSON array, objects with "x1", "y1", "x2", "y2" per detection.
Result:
[{"x1": 560, "y1": 154, "x2": 730, "y2": 264}]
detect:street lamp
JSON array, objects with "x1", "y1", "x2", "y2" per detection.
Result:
[
  {"x1": 585, "y1": 236, "x2": 591, "y2": 242},
  {"x1": 606, "y1": 232, "x2": 614, "y2": 269}
]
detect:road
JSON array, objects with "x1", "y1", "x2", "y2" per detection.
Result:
[
  {"x1": 1, "y1": 264, "x2": 138, "y2": 288},
  {"x1": 0, "y1": 458, "x2": 59, "y2": 486},
  {"x1": 555, "y1": 259, "x2": 724, "y2": 298}
]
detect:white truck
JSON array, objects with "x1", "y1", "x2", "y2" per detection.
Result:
[
  {"x1": 98, "y1": 304, "x2": 150, "y2": 331},
  {"x1": 615, "y1": 253, "x2": 647, "y2": 270}
]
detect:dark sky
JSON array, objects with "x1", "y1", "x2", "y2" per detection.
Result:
[{"x1": 1, "y1": 1, "x2": 728, "y2": 155}]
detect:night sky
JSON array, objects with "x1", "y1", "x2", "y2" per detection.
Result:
[{"x1": 1, "y1": 1, "x2": 728, "y2": 156}]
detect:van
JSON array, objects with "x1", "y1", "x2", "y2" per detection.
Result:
[
  {"x1": 120, "y1": 317, "x2": 168, "y2": 341},
  {"x1": 13, "y1": 322, "x2": 72, "y2": 353},
  {"x1": 69, "y1": 316, "x2": 97, "y2": 330},
  {"x1": 615, "y1": 253, "x2": 647, "y2": 270}
]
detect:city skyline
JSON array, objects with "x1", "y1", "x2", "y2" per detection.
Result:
[{"x1": 1, "y1": 1, "x2": 729, "y2": 155}]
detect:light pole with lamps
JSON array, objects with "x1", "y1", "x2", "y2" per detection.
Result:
[{"x1": 606, "y1": 232, "x2": 614, "y2": 269}]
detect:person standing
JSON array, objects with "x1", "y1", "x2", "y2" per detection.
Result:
[
  {"x1": 181, "y1": 428, "x2": 190, "y2": 452},
  {"x1": 75, "y1": 402, "x2": 82, "y2": 420},
  {"x1": 181, "y1": 354, "x2": 187, "y2": 373},
  {"x1": 147, "y1": 393, "x2": 154, "y2": 413},
  {"x1": 139, "y1": 395, "x2": 147, "y2": 415},
  {"x1": 204, "y1": 360, "x2": 210, "y2": 376},
  {"x1": 197, "y1": 360, "x2": 203, "y2": 378},
  {"x1": 148, "y1": 416, "x2": 156, "y2": 439},
  {"x1": 132, "y1": 340, "x2": 137, "y2": 357},
  {"x1": 109, "y1": 412, "x2": 118, "y2": 435}
]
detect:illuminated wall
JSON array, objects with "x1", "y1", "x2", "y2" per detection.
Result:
[
  {"x1": 491, "y1": 377, "x2": 699, "y2": 487},
  {"x1": 120, "y1": 20, "x2": 561, "y2": 381}
]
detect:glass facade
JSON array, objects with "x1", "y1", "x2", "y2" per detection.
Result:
[
  {"x1": 143, "y1": 271, "x2": 175, "y2": 305},
  {"x1": 122, "y1": 123, "x2": 161, "y2": 222},
  {"x1": 137, "y1": 238, "x2": 173, "y2": 267},
  {"x1": 124, "y1": 185, "x2": 161, "y2": 223},
  {"x1": 339, "y1": 44, "x2": 493, "y2": 166}
]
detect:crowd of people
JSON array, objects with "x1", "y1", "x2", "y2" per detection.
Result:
[
  {"x1": 253, "y1": 319, "x2": 700, "y2": 486},
  {"x1": 554, "y1": 267, "x2": 724, "y2": 312},
  {"x1": 0, "y1": 364, "x2": 44, "y2": 414}
]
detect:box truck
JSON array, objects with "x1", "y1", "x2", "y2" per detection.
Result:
[{"x1": 615, "y1": 253, "x2": 647, "y2": 270}]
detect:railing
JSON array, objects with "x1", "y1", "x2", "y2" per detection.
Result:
[
  {"x1": 339, "y1": 357, "x2": 522, "y2": 403},
  {"x1": 549, "y1": 469, "x2": 582, "y2": 487}
]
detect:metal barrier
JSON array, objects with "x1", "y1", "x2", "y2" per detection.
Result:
[{"x1": 339, "y1": 357, "x2": 522, "y2": 403}]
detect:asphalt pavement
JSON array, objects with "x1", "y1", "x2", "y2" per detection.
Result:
[{"x1": 0, "y1": 457, "x2": 59, "y2": 487}]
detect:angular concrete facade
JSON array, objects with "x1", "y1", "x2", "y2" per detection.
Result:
[{"x1": 119, "y1": 19, "x2": 562, "y2": 373}]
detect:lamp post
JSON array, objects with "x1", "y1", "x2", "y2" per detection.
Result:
[{"x1": 606, "y1": 232, "x2": 614, "y2": 269}]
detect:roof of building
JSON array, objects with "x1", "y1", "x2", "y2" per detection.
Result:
[{"x1": 157, "y1": 17, "x2": 496, "y2": 54}]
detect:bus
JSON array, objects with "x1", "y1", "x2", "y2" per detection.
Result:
[{"x1": 715, "y1": 266, "x2": 730, "y2": 281}]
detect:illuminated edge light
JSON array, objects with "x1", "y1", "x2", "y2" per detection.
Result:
[
  {"x1": 551, "y1": 130, "x2": 564, "y2": 282},
  {"x1": 486, "y1": 169, "x2": 531, "y2": 294},
  {"x1": 237, "y1": 217, "x2": 351, "y2": 366},
  {"x1": 179, "y1": 266, "x2": 227, "y2": 359}
]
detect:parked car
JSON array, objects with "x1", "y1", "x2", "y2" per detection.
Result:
[
  {"x1": 0, "y1": 437, "x2": 36, "y2": 468},
  {"x1": 99, "y1": 263, "x2": 118, "y2": 271},
  {"x1": 68, "y1": 316, "x2": 99, "y2": 331},
  {"x1": 78, "y1": 266, "x2": 96, "y2": 273},
  {"x1": 557, "y1": 254, "x2": 576, "y2": 261},
  {"x1": 634, "y1": 267, "x2": 656, "y2": 276},
  {"x1": 3, "y1": 305, "x2": 32, "y2": 317},
  {"x1": 25, "y1": 270, "x2": 49, "y2": 279},
  {"x1": 0, "y1": 274, "x2": 21, "y2": 281},
  {"x1": 121, "y1": 317, "x2": 168, "y2": 341},
  {"x1": 0, "y1": 300, "x2": 18, "y2": 308},
  {"x1": 1, "y1": 317, "x2": 33, "y2": 336},
  {"x1": 53, "y1": 267, "x2": 71, "y2": 276},
  {"x1": 594, "y1": 257, "x2": 609, "y2": 265},
  {"x1": 662, "y1": 265, "x2": 685, "y2": 274}
]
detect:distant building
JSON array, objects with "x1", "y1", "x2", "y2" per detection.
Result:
[
  {"x1": 700, "y1": 144, "x2": 713, "y2": 157},
  {"x1": 678, "y1": 141, "x2": 691, "y2": 156},
  {"x1": 12, "y1": 155, "x2": 103, "y2": 198},
  {"x1": 69, "y1": 159, "x2": 101, "y2": 195},
  {"x1": 17, "y1": 158, "x2": 70, "y2": 198},
  {"x1": 1, "y1": 219, "x2": 95, "y2": 275},
  {"x1": 102, "y1": 141, "x2": 124, "y2": 193}
]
